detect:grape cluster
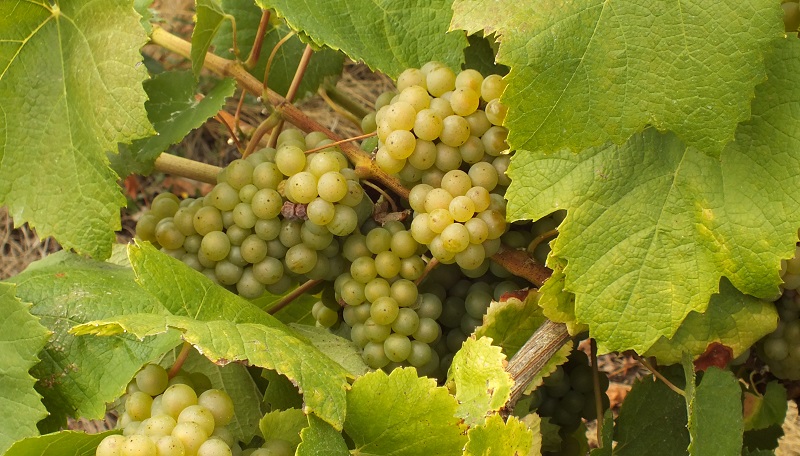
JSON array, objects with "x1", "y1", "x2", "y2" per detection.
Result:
[
  {"x1": 758, "y1": 288, "x2": 800, "y2": 379},
  {"x1": 367, "y1": 62, "x2": 510, "y2": 188},
  {"x1": 135, "y1": 130, "x2": 370, "y2": 300},
  {"x1": 328, "y1": 222, "x2": 437, "y2": 372},
  {"x1": 407, "y1": 171, "x2": 507, "y2": 270},
  {"x1": 96, "y1": 364, "x2": 237, "y2": 456},
  {"x1": 518, "y1": 348, "x2": 609, "y2": 455}
]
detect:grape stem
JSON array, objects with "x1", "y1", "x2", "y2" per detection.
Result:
[
  {"x1": 414, "y1": 257, "x2": 440, "y2": 286},
  {"x1": 262, "y1": 30, "x2": 296, "y2": 99},
  {"x1": 244, "y1": 9, "x2": 271, "y2": 69},
  {"x1": 148, "y1": 26, "x2": 410, "y2": 199},
  {"x1": 267, "y1": 44, "x2": 315, "y2": 148},
  {"x1": 303, "y1": 132, "x2": 376, "y2": 155},
  {"x1": 169, "y1": 342, "x2": 193, "y2": 379},
  {"x1": 321, "y1": 84, "x2": 370, "y2": 120},
  {"x1": 243, "y1": 111, "x2": 282, "y2": 158},
  {"x1": 269, "y1": 279, "x2": 324, "y2": 315},
  {"x1": 590, "y1": 339, "x2": 604, "y2": 447},
  {"x1": 362, "y1": 180, "x2": 399, "y2": 213},
  {"x1": 318, "y1": 86, "x2": 364, "y2": 128},
  {"x1": 633, "y1": 353, "x2": 685, "y2": 397},
  {"x1": 527, "y1": 228, "x2": 558, "y2": 255}
]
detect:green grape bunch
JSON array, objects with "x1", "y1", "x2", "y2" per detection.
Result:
[{"x1": 96, "y1": 363, "x2": 237, "y2": 456}]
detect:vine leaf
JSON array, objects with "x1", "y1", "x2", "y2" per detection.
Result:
[
  {"x1": 214, "y1": 0, "x2": 345, "y2": 101},
  {"x1": 260, "y1": 408, "x2": 307, "y2": 448},
  {"x1": 192, "y1": 0, "x2": 227, "y2": 79},
  {"x1": 112, "y1": 72, "x2": 236, "y2": 177},
  {"x1": 450, "y1": 0, "x2": 782, "y2": 156},
  {"x1": 743, "y1": 381, "x2": 787, "y2": 432},
  {"x1": 507, "y1": 37, "x2": 800, "y2": 354},
  {"x1": 645, "y1": 280, "x2": 777, "y2": 364},
  {"x1": 297, "y1": 415, "x2": 349, "y2": 456},
  {"x1": 344, "y1": 368, "x2": 467, "y2": 455},
  {"x1": 463, "y1": 414, "x2": 535, "y2": 456},
  {"x1": 614, "y1": 367, "x2": 689, "y2": 456},
  {"x1": 4, "y1": 430, "x2": 117, "y2": 456},
  {"x1": 446, "y1": 336, "x2": 513, "y2": 426},
  {"x1": 0, "y1": 0, "x2": 153, "y2": 259},
  {"x1": 289, "y1": 324, "x2": 370, "y2": 378},
  {"x1": 536, "y1": 259, "x2": 587, "y2": 336},
  {"x1": 682, "y1": 359, "x2": 743, "y2": 455},
  {"x1": 256, "y1": 0, "x2": 468, "y2": 78},
  {"x1": 5, "y1": 252, "x2": 181, "y2": 432},
  {"x1": 75, "y1": 243, "x2": 350, "y2": 430},
  {"x1": 0, "y1": 284, "x2": 50, "y2": 454},
  {"x1": 474, "y1": 289, "x2": 547, "y2": 357}
]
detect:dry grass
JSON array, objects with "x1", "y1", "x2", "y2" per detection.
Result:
[{"x1": 0, "y1": 208, "x2": 60, "y2": 280}]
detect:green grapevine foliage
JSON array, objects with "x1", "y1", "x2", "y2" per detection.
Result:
[{"x1": 1, "y1": 0, "x2": 800, "y2": 454}]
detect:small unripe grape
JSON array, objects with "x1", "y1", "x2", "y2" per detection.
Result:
[
  {"x1": 426, "y1": 67, "x2": 456, "y2": 97},
  {"x1": 96, "y1": 435, "x2": 125, "y2": 456},
  {"x1": 135, "y1": 363, "x2": 169, "y2": 396},
  {"x1": 198, "y1": 439, "x2": 233, "y2": 456},
  {"x1": 275, "y1": 145, "x2": 306, "y2": 176},
  {"x1": 120, "y1": 434, "x2": 157, "y2": 456},
  {"x1": 398, "y1": 85, "x2": 431, "y2": 112},
  {"x1": 384, "y1": 101, "x2": 416, "y2": 131},
  {"x1": 172, "y1": 421, "x2": 208, "y2": 456},
  {"x1": 397, "y1": 68, "x2": 427, "y2": 91},
  {"x1": 162, "y1": 384, "x2": 198, "y2": 419},
  {"x1": 317, "y1": 171, "x2": 349, "y2": 203},
  {"x1": 449, "y1": 87, "x2": 480, "y2": 116},
  {"x1": 125, "y1": 391, "x2": 153, "y2": 421},
  {"x1": 481, "y1": 74, "x2": 507, "y2": 101},
  {"x1": 441, "y1": 170, "x2": 472, "y2": 197}
]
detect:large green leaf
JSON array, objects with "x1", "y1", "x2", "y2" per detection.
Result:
[
  {"x1": 111, "y1": 72, "x2": 236, "y2": 177},
  {"x1": 474, "y1": 290, "x2": 547, "y2": 357},
  {"x1": 646, "y1": 280, "x2": 777, "y2": 364},
  {"x1": 0, "y1": 284, "x2": 50, "y2": 454},
  {"x1": 5, "y1": 252, "x2": 180, "y2": 431},
  {"x1": 4, "y1": 430, "x2": 116, "y2": 456},
  {"x1": 447, "y1": 336, "x2": 513, "y2": 426},
  {"x1": 614, "y1": 368, "x2": 689, "y2": 456},
  {"x1": 260, "y1": 408, "x2": 306, "y2": 447},
  {"x1": 507, "y1": 37, "x2": 800, "y2": 353},
  {"x1": 297, "y1": 415, "x2": 349, "y2": 456},
  {"x1": 256, "y1": 0, "x2": 467, "y2": 78},
  {"x1": 214, "y1": 0, "x2": 344, "y2": 100},
  {"x1": 344, "y1": 368, "x2": 466, "y2": 455},
  {"x1": 192, "y1": 0, "x2": 227, "y2": 79},
  {"x1": 289, "y1": 324, "x2": 370, "y2": 378},
  {"x1": 463, "y1": 414, "x2": 534, "y2": 456},
  {"x1": 683, "y1": 362, "x2": 743, "y2": 456},
  {"x1": 743, "y1": 382, "x2": 787, "y2": 432},
  {"x1": 451, "y1": 0, "x2": 782, "y2": 156},
  {"x1": 0, "y1": 0, "x2": 153, "y2": 258},
  {"x1": 77, "y1": 243, "x2": 349, "y2": 429}
]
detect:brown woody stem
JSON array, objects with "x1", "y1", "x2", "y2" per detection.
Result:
[{"x1": 245, "y1": 9, "x2": 271, "y2": 69}]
